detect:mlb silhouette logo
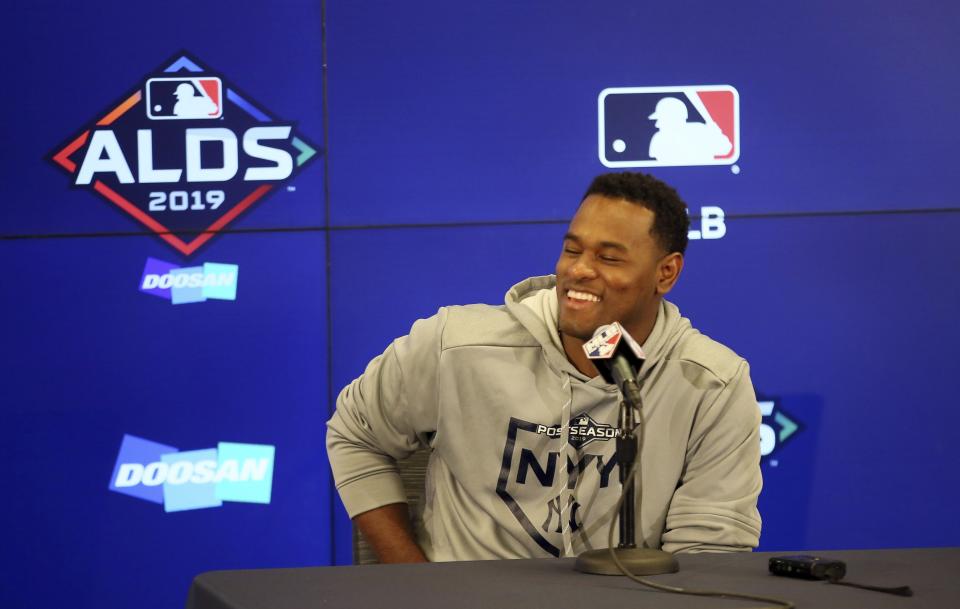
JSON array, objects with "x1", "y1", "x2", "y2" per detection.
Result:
[
  {"x1": 146, "y1": 77, "x2": 223, "y2": 120},
  {"x1": 584, "y1": 323, "x2": 622, "y2": 359},
  {"x1": 598, "y1": 85, "x2": 739, "y2": 167}
]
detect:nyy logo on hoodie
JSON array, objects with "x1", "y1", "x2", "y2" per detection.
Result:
[{"x1": 496, "y1": 415, "x2": 621, "y2": 557}]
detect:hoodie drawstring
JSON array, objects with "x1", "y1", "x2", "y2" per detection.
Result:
[{"x1": 557, "y1": 372, "x2": 576, "y2": 557}]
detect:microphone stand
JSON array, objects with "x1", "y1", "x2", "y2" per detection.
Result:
[{"x1": 574, "y1": 377, "x2": 678, "y2": 575}]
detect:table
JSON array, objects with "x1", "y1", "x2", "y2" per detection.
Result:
[{"x1": 186, "y1": 547, "x2": 959, "y2": 609}]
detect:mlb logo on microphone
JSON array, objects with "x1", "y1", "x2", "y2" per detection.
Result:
[
  {"x1": 598, "y1": 85, "x2": 739, "y2": 168},
  {"x1": 146, "y1": 77, "x2": 223, "y2": 120},
  {"x1": 584, "y1": 323, "x2": 623, "y2": 359}
]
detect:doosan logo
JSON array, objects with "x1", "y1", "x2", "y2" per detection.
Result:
[
  {"x1": 139, "y1": 257, "x2": 237, "y2": 304},
  {"x1": 108, "y1": 434, "x2": 275, "y2": 512},
  {"x1": 114, "y1": 458, "x2": 265, "y2": 488}
]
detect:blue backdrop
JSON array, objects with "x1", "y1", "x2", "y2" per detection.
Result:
[{"x1": 2, "y1": 1, "x2": 959, "y2": 608}]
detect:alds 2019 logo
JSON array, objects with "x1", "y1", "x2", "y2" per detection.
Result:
[{"x1": 50, "y1": 52, "x2": 319, "y2": 256}]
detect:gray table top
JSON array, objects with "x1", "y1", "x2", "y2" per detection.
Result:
[{"x1": 187, "y1": 547, "x2": 960, "y2": 609}]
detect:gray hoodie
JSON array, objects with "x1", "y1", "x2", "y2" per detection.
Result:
[{"x1": 327, "y1": 275, "x2": 762, "y2": 560}]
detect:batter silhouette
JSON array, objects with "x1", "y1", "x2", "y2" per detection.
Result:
[
  {"x1": 648, "y1": 97, "x2": 731, "y2": 163},
  {"x1": 173, "y1": 83, "x2": 218, "y2": 118}
]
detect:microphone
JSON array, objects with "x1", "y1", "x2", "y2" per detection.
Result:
[
  {"x1": 583, "y1": 322, "x2": 645, "y2": 409},
  {"x1": 575, "y1": 322, "x2": 678, "y2": 577}
]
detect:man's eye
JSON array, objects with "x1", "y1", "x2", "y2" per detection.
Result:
[
  {"x1": 599, "y1": 255, "x2": 621, "y2": 263},
  {"x1": 564, "y1": 248, "x2": 581, "y2": 255}
]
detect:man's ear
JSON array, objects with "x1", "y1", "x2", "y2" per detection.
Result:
[{"x1": 656, "y1": 253, "x2": 684, "y2": 295}]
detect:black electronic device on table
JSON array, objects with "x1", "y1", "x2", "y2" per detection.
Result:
[
  {"x1": 769, "y1": 554, "x2": 913, "y2": 597},
  {"x1": 769, "y1": 555, "x2": 846, "y2": 581}
]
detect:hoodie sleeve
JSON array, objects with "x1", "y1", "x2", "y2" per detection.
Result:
[
  {"x1": 660, "y1": 360, "x2": 763, "y2": 553},
  {"x1": 326, "y1": 310, "x2": 445, "y2": 518}
]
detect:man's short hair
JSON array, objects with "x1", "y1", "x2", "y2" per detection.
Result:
[{"x1": 581, "y1": 172, "x2": 690, "y2": 255}]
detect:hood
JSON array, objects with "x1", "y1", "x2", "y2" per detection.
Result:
[{"x1": 504, "y1": 274, "x2": 693, "y2": 383}]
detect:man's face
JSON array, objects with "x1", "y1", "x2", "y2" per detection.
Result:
[{"x1": 555, "y1": 195, "x2": 677, "y2": 343}]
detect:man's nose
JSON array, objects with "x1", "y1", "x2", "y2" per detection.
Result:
[{"x1": 569, "y1": 255, "x2": 598, "y2": 280}]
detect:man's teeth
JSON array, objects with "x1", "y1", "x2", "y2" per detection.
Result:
[{"x1": 567, "y1": 290, "x2": 600, "y2": 303}]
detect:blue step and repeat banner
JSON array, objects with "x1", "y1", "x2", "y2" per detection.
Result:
[{"x1": 2, "y1": 1, "x2": 958, "y2": 608}]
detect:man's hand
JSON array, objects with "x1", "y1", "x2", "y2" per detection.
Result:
[{"x1": 353, "y1": 503, "x2": 428, "y2": 563}]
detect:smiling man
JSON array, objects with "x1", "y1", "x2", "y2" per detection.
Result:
[{"x1": 327, "y1": 172, "x2": 762, "y2": 563}]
